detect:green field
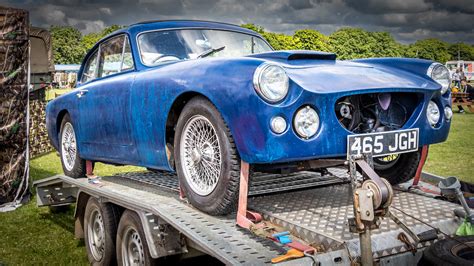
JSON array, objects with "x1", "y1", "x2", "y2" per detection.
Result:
[
  {"x1": 424, "y1": 111, "x2": 474, "y2": 182},
  {"x1": 0, "y1": 112, "x2": 472, "y2": 265},
  {"x1": 0, "y1": 154, "x2": 143, "y2": 265}
]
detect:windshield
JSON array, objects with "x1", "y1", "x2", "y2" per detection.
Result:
[{"x1": 138, "y1": 29, "x2": 273, "y2": 66}]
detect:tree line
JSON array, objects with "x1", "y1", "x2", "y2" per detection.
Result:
[{"x1": 50, "y1": 24, "x2": 474, "y2": 65}]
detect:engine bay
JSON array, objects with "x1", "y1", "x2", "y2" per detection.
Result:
[{"x1": 335, "y1": 92, "x2": 421, "y2": 134}]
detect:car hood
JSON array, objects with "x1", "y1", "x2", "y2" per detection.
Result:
[{"x1": 248, "y1": 51, "x2": 438, "y2": 94}]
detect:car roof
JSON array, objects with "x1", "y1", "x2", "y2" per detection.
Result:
[{"x1": 109, "y1": 20, "x2": 259, "y2": 38}]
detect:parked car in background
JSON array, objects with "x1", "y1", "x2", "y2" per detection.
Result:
[{"x1": 46, "y1": 20, "x2": 452, "y2": 215}]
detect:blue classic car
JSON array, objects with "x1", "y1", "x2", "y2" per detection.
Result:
[{"x1": 46, "y1": 20, "x2": 452, "y2": 215}]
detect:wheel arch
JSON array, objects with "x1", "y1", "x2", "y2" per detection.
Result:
[
  {"x1": 164, "y1": 91, "x2": 229, "y2": 167},
  {"x1": 164, "y1": 90, "x2": 249, "y2": 168},
  {"x1": 54, "y1": 109, "x2": 69, "y2": 146}
]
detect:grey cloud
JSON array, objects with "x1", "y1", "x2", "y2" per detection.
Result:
[{"x1": 3, "y1": 0, "x2": 474, "y2": 43}]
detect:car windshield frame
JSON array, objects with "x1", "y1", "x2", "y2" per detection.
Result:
[{"x1": 136, "y1": 28, "x2": 273, "y2": 67}]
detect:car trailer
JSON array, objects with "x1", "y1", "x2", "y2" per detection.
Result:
[{"x1": 33, "y1": 158, "x2": 465, "y2": 265}]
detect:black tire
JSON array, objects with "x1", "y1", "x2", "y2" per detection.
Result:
[
  {"x1": 116, "y1": 210, "x2": 154, "y2": 266},
  {"x1": 84, "y1": 197, "x2": 121, "y2": 266},
  {"x1": 420, "y1": 236, "x2": 474, "y2": 266},
  {"x1": 373, "y1": 149, "x2": 422, "y2": 185},
  {"x1": 174, "y1": 96, "x2": 240, "y2": 215},
  {"x1": 59, "y1": 114, "x2": 86, "y2": 178}
]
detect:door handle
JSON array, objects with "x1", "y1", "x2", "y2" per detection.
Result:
[{"x1": 76, "y1": 89, "x2": 89, "y2": 98}]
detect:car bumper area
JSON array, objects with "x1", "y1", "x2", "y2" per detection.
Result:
[{"x1": 231, "y1": 89, "x2": 451, "y2": 164}]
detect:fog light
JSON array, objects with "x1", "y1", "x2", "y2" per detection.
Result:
[
  {"x1": 270, "y1": 116, "x2": 287, "y2": 134},
  {"x1": 427, "y1": 101, "x2": 440, "y2": 127},
  {"x1": 444, "y1": 106, "x2": 453, "y2": 121},
  {"x1": 294, "y1": 106, "x2": 319, "y2": 139}
]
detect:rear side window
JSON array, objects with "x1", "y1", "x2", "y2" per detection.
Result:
[
  {"x1": 81, "y1": 34, "x2": 135, "y2": 83},
  {"x1": 82, "y1": 50, "x2": 98, "y2": 83},
  {"x1": 122, "y1": 39, "x2": 134, "y2": 71},
  {"x1": 99, "y1": 35, "x2": 125, "y2": 78}
]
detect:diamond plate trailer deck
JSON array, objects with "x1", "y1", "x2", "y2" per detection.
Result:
[{"x1": 34, "y1": 169, "x2": 462, "y2": 265}]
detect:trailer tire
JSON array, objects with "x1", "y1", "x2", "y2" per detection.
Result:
[
  {"x1": 59, "y1": 114, "x2": 86, "y2": 178},
  {"x1": 174, "y1": 96, "x2": 240, "y2": 215},
  {"x1": 420, "y1": 236, "x2": 474, "y2": 266},
  {"x1": 84, "y1": 197, "x2": 120, "y2": 266},
  {"x1": 373, "y1": 149, "x2": 421, "y2": 185},
  {"x1": 116, "y1": 210, "x2": 154, "y2": 266}
]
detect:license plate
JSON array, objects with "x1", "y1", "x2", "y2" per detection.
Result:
[{"x1": 347, "y1": 128, "x2": 419, "y2": 158}]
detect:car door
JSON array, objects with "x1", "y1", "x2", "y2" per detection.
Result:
[{"x1": 77, "y1": 34, "x2": 138, "y2": 163}]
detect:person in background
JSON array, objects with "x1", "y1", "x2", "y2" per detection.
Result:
[
  {"x1": 459, "y1": 68, "x2": 466, "y2": 83},
  {"x1": 461, "y1": 79, "x2": 473, "y2": 99},
  {"x1": 453, "y1": 69, "x2": 461, "y2": 88},
  {"x1": 457, "y1": 79, "x2": 473, "y2": 113}
]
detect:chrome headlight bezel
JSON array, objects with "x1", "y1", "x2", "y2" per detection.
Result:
[
  {"x1": 293, "y1": 106, "x2": 320, "y2": 139},
  {"x1": 253, "y1": 63, "x2": 289, "y2": 103},
  {"x1": 427, "y1": 63, "x2": 451, "y2": 95},
  {"x1": 426, "y1": 100, "x2": 441, "y2": 127}
]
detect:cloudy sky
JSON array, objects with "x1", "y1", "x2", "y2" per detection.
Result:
[{"x1": 3, "y1": 0, "x2": 474, "y2": 43}]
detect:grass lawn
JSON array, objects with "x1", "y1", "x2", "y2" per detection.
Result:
[
  {"x1": 424, "y1": 111, "x2": 474, "y2": 183},
  {"x1": 0, "y1": 152, "x2": 143, "y2": 265},
  {"x1": 0, "y1": 112, "x2": 472, "y2": 265}
]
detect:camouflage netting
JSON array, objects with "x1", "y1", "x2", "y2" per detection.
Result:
[
  {"x1": 29, "y1": 92, "x2": 53, "y2": 157},
  {"x1": 0, "y1": 6, "x2": 29, "y2": 207}
]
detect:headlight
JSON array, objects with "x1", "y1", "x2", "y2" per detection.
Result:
[
  {"x1": 294, "y1": 106, "x2": 319, "y2": 139},
  {"x1": 444, "y1": 106, "x2": 453, "y2": 121},
  {"x1": 427, "y1": 63, "x2": 450, "y2": 94},
  {"x1": 253, "y1": 63, "x2": 289, "y2": 103},
  {"x1": 270, "y1": 116, "x2": 287, "y2": 134},
  {"x1": 427, "y1": 101, "x2": 440, "y2": 127}
]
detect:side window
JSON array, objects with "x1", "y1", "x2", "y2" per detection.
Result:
[
  {"x1": 121, "y1": 37, "x2": 134, "y2": 71},
  {"x1": 98, "y1": 35, "x2": 125, "y2": 78},
  {"x1": 82, "y1": 50, "x2": 98, "y2": 83}
]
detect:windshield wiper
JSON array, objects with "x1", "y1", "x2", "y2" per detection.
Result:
[{"x1": 197, "y1": 46, "x2": 226, "y2": 59}]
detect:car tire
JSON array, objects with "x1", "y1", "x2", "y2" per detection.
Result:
[
  {"x1": 59, "y1": 114, "x2": 86, "y2": 178},
  {"x1": 419, "y1": 236, "x2": 474, "y2": 266},
  {"x1": 84, "y1": 197, "x2": 121, "y2": 266},
  {"x1": 116, "y1": 210, "x2": 154, "y2": 266},
  {"x1": 174, "y1": 96, "x2": 240, "y2": 215},
  {"x1": 373, "y1": 149, "x2": 422, "y2": 185}
]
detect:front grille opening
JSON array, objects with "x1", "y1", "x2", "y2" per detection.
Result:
[{"x1": 335, "y1": 92, "x2": 421, "y2": 134}]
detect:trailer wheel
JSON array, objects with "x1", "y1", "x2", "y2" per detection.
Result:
[
  {"x1": 420, "y1": 236, "x2": 474, "y2": 266},
  {"x1": 373, "y1": 149, "x2": 421, "y2": 185},
  {"x1": 59, "y1": 114, "x2": 86, "y2": 178},
  {"x1": 116, "y1": 210, "x2": 154, "y2": 266},
  {"x1": 84, "y1": 197, "x2": 120, "y2": 266},
  {"x1": 174, "y1": 96, "x2": 240, "y2": 215}
]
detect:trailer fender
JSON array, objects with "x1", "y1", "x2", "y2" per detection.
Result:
[
  {"x1": 73, "y1": 191, "x2": 90, "y2": 239},
  {"x1": 134, "y1": 210, "x2": 188, "y2": 259}
]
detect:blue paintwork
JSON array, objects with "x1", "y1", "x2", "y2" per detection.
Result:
[{"x1": 46, "y1": 20, "x2": 451, "y2": 171}]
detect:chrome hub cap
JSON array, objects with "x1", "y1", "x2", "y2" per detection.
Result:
[
  {"x1": 122, "y1": 227, "x2": 145, "y2": 266},
  {"x1": 61, "y1": 122, "x2": 77, "y2": 171},
  {"x1": 87, "y1": 209, "x2": 105, "y2": 261},
  {"x1": 180, "y1": 115, "x2": 222, "y2": 196}
]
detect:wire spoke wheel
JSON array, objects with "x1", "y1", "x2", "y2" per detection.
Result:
[
  {"x1": 87, "y1": 209, "x2": 105, "y2": 261},
  {"x1": 122, "y1": 227, "x2": 145, "y2": 266},
  {"x1": 180, "y1": 115, "x2": 222, "y2": 196},
  {"x1": 61, "y1": 122, "x2": 77, "y2": 171}
]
